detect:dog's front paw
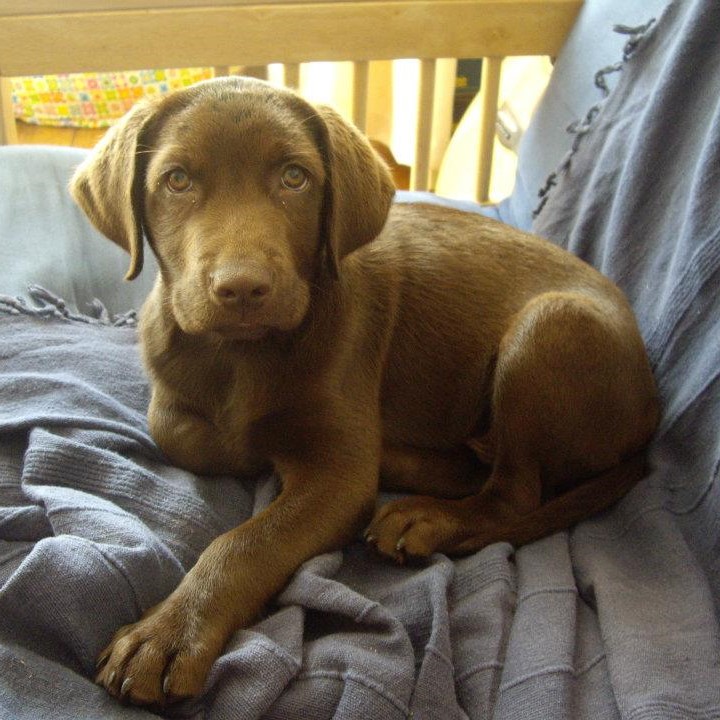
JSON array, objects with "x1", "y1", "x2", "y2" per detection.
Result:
[
  {"x1": 95, "y1": 592, "x2": 228, "y2": 706},
  {"x1": 365, "y1": 496, "x2": 477, "y2": 563}
]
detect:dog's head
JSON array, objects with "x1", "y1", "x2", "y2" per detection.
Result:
[{"x1": 70, "y1": 77, "x2": 395, "y2": 341}]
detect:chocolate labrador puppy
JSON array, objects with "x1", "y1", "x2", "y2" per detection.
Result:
[{"x1": 71, "y1": 76, "x2": 659, "y2": 706}]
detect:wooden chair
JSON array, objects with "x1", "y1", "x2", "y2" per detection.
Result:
[{"x1": 0, "y1": 0, "x2": 582, "y2": 202}]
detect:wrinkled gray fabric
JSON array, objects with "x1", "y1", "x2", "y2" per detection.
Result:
[
  {"x1": 532, "y1": 0, "x2": 720, "y2": 716},
  {"x1": 2, "y1": 0, "x2": 720, "y2": 717}
]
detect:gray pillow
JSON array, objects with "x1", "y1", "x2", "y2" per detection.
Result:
[{"x1": 0, "y1": 145, "x2": 156, "y2": 315}]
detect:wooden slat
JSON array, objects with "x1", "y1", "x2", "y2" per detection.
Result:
[
  {"x1": 15, "y1": 120, "x2": 77, "y2": 145},
  {"x1": 410, "y1": 59, "x2": 435, "y2": 192},
  {"x1": 0, "y1": 0, "x2": 447, "y2": 11},
  {"x1": 15, "y1": 121, "x2": 71, "y2": 144},
  {"x1": 0, "y1": 77, "x2": 17, "y2": 143},
  {"x1": 352, "y1": 61, "x2": 369, "y2": 132},
  {"x1": 283, "y1": 63, "x2": 301, "y2": 89},
  {"x1": 0, "y1": 1, "x2": 583, "y2": 75},
  {"x1": 15, "y1": 120, "x2": 106, "y2": 147},
  {"x1": 71, "y1": 126, "x2": 107, "y2": 148},
  {"x1": 477, "y1": 57, "x2": 503, "y2": 203}
]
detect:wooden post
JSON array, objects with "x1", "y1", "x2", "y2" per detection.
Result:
[
  {"x1": 477, "y1": 57, "x2": 502, "y2": 202},
  {"x1": 0, "y1": 76, "x2": 18, "y2": 144},
  {"x1": 410, "y1": 58, "x2": 436, "y2": 191}
]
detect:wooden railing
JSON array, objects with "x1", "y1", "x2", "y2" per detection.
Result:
[{"x1": 0, "y1": 0, "x2": 582, "y2": 201}]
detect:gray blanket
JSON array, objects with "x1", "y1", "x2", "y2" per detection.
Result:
[{"x1": 1, "y1": 0, "x2": 720, "y2": 717}]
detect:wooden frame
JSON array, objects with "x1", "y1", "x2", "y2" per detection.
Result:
[{"x1": 0, "y1": 0, "x2": 583, "y2": 200}]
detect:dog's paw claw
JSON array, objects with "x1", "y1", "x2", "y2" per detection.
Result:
[
  {"x1": 363, "y1": 529, "x2": 376, "y2": 544},
  {"x1": 394, "y1": 537, "x2": 408, "y2": 564},
  {"x1": 120, "y1": 677, "x2": 133, "y2": 699},
  {"x1": 96, "y1": 649, "x2": 110, "y2": 671}
]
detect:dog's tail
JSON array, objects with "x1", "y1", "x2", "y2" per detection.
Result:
[{"x1": 465, "y1": 453, "x2": 649, "y2": 551}]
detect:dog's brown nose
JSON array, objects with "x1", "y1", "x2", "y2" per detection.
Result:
[{"x1": 210, "y1": 266, "x2": 272, "y2": 307}]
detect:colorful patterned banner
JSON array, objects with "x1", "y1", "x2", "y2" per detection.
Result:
[{"x1": 12, "y1": 68, "x2": 214, "y2": 128}]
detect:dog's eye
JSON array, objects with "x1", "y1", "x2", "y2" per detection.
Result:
[
  {"x1": 281, "y1": 165, "x2": 308, "y2": 192},
  {"x1": 166, "y1": 168, "x2": 192, "y2": 193}
]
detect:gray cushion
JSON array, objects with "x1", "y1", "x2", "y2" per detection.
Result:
[{"x1": 0, "y1": 145, "x2": 156, "y2": 315}]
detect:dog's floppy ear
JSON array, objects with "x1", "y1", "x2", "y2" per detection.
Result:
[
  {"x1": 315, "y1": 105, "x2": 395, "y2": 277},
  {"x1": 70, "y1": 97, "x2": 161, "y2": 281}
]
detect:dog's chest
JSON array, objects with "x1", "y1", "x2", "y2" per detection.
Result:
[{"x1": 195, "y1": 348, "x2": 307, "y2": 460}]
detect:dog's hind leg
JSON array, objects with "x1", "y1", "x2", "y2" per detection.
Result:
[
  {"x1": 367, "y1": 291, "x2": 657, "y2": 562},
  {"x1": 367, "y1": 434, "x2": 544, "y2": 561},
  {"x1": 379, "y1": 443, "x2": 489, "y2": 499},
  {"x1": 365, "y1": 453, "x2": 645, "y2": 562}
]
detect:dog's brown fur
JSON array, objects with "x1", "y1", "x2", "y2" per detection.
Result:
[{"x1": 71, "y1": 77, "x2": 659, "y2": 706}]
